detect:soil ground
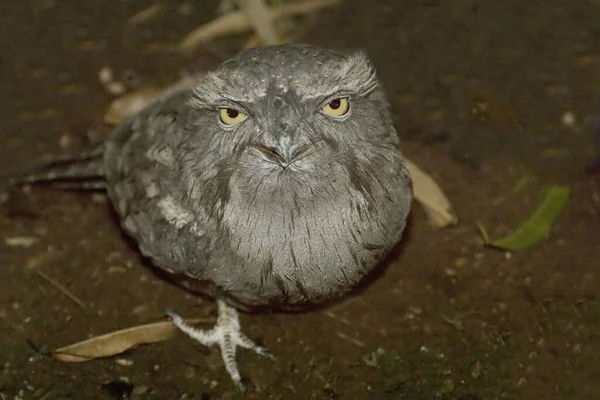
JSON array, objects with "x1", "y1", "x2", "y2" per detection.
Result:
[{"x1": 1, "y1": 1, "x2": 599, "y2": 399}]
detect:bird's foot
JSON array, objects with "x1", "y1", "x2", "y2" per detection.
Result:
[{"x1": 167, "y1": 300, "x2": 274, "y2": 391}]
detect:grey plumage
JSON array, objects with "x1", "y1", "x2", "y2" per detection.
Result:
[
  {"x1": 104, "y1": 44, "x2": 412, "y2": 309},
  {"x1": 9, "y1": 146, "x2": 105, "y2": 188},
  {"x1": 14, "y1": 44, "x2": 413, "y2": 388}
]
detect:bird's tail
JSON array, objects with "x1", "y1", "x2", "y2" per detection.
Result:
[{"x1": 7, "y1": 145, "x2": 106, "y2": 190}]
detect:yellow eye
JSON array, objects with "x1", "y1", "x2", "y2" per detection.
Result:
[
  {"x1": 219, "y1": 108, "x2": 247, "y2": 126},
  {"x1": 321, "y1": 97, "x2": 350, "y2": 117}
]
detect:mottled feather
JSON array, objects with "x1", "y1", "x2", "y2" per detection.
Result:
[{"x1": 15, "y1": 44, "x2": 413, "y2": 312}]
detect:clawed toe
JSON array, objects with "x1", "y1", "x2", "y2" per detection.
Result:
[{"x1": 167, "y1": 300, "x2": 274, "y2": 390}]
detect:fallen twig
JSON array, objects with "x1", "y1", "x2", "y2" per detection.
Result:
[
  {"x1": 35, "y1": 269, "x2": 86, "y2": 308},
  {"x1": 178, "y1": 0, "x2": 341, "y2": 52},
  {"x1": 237, "y1": 0, "x2": 281, "y2": 45},
  {"x1": 128, "y1": 3, "x2": 163, "y2": 25}
]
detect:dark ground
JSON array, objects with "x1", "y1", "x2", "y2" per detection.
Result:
[{"x1": 1, "y1": 1, "x2": 599, "y2": 399}]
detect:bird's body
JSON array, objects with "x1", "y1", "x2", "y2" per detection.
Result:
[{"x1": 14, "y1": 44, "x2": 413, "y2": 389}]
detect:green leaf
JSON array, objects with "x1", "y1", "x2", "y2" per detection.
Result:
[
  {"x1": 511, "y1": 172, "x2": 531, "y2": 195},
  {"x1": 477, "y1": 185, "x2": 570, "y2": 251}
]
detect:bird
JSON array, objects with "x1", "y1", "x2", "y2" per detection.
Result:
[{"x1": 11, "y1": 44, "x2": 413, "y2": 390}]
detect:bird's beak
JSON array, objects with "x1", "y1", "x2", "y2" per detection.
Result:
[{"x1": 253, "y1": 142, "x2": 312, "y2": 166}]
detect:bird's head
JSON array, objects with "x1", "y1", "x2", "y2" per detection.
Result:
[{"x1": 185, "y1": 44, "x2": 402, "y2": 207}]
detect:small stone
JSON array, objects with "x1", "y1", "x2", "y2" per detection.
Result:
[
  {"x1": 106, "y1": 81, "x2": 126, "y2": 95},
  {"x1": 132, "y1": 385, "x2": 149, "y2": 396},
  {"x1": 107, "y1": 265, "x2": 127, "y2": 274},
  {"x1": 92, "y1": 193, "x2": 107, "y2": 204},
  {"x1": 362, "y1": 348, "x2": 385, "y2": 367},
  {"x1": 561, "y1": 111, "x2": 576, "y2": 127},
  {"x1": 99, "y1": 66, "x2": 114, "y2": 85},
  {"x1": 58, "y1": 133, "x2": 72, "y2": 149},
  {"x1": 131, "y1": 304, "x2": 149, "y2": 315},
  {"x1": 5, "y1": 236, "x2": 39, "y2": 248},
  {"x1": 455, "y1": 257, "x2": 468, "y2": 268},
  {"x1": 471, "y1": 361, "x2": 482, "y2": 378}
]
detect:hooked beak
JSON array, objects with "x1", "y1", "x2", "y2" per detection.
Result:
[{"x1": 252, "y1": 143, "x2": 312, "y2": 167}]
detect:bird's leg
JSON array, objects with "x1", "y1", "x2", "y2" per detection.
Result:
[{"x1": 167, "y1": 300, "x2": 274, "y2": 391}]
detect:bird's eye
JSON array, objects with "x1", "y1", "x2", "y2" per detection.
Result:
[
  {"x1": 218, "y1": 107, "x2": 247, "y2": 126},
  {"x1": 321, "y1": 97, "x2": 350, "y2": 118}
]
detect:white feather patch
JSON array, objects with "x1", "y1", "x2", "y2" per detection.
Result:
[
  {"x1": 145, "y1": 146, "x2": 174, "y2": 166},
  {"x1": 157, "y1": 196, "x2": 193, "y2": 229}
]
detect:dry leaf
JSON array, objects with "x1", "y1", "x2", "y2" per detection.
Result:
[
  {"x1": 103, "y1": 87, "x2": 164, "y2": 125},
  {"x1": 103, "y1": 76, "x2": 197, "y2": 126},
  {"x1": 53, "y1": 318, "x2": 208, "y2": 362},
  {"x1": 405, "y1": 158, "x2": 457, "y2": 228}
]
